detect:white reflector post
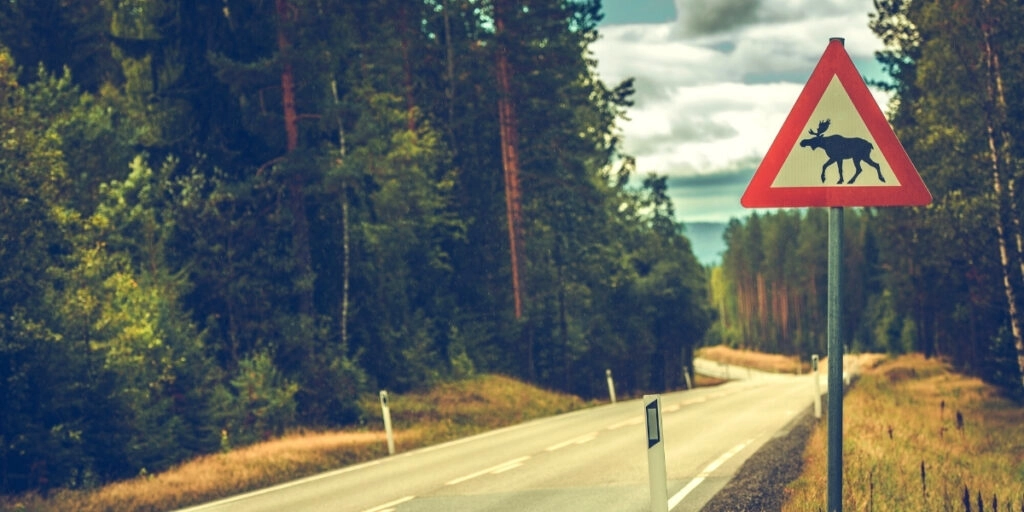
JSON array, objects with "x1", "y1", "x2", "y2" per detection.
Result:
[
  {"x1": 606, "y1": 369, "x2": 617, "y2": 404},
  {"x1": 812, "y1": 354, "x2": 822, "y2": 419},
  {"x1": 380, "y1": 390, "x2": 395, "y2": 455},
  {"x1": 643, "y1": 394, "x2": 668, "y2": 512}
]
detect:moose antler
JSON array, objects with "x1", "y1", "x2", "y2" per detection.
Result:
[{"x1": 808, "y1": 119, "x2": 831, "y2": 137}]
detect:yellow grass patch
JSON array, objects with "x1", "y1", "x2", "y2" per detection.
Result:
[
  {"x1": 699, "y1": 345, "x2": 810, "y2": 374},
  {"x1": 784, "y1": 354, "x2": 1024, "y2": 512}
]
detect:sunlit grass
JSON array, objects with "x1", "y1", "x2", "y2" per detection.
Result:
[
  {"x1": 784, "y1": 354, "x2": 1024, "y2": 512},
  {"x1": 699, "y1": 344, "x2": 810, "y2": 374},
  {"x1": 358, "y1": 374, "x2": 593, "y2": 446}
]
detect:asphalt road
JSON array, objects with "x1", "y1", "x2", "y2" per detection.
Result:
[{"x1": 179, "y1": 362, "x2": 823, "y2": 512}]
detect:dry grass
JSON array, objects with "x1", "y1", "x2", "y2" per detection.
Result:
[
  {"x1": 2, "y1": 431, "x2": 397, "y2": 512},
  {"x1": 699, "y1": 345, "x2": 810, "y2": 374},
  {"x1": 784, "y1": 354, "x2": 1024, "y2": 512},
  {"x1": 1, "y1": 374, "x2": 591, "y2": 512}
]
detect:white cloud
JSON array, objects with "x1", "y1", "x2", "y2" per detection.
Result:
[{"x1": 594, "y1": 0, "x2": 887, "y2": 222}]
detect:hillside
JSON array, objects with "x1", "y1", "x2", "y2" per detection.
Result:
[{"x1": 684, "y1": 221, "x2": 727, "y2": 265}]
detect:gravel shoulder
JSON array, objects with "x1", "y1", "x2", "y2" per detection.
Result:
[{"x1": 700, "y1": 405, "x2": 818, "y2": 512}]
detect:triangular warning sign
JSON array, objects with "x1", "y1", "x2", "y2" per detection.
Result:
[{"x1": 741, "y1": 39, "x2": 931, "y2": 208}]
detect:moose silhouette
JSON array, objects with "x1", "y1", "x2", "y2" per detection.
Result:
[{"x1": 799, "y1": 119, "x2": 885, "y2": 184}]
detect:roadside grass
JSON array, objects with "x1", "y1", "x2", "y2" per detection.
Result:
[
  {"x1": 783, "y1": 354, "x2": 1024, "y2": 512},
  {"x1": 699, "y1": 344, "x2": 810, "y2": 374},
  {"x1": 0, "y1": 374, "x2": 591, "y2": 512}
]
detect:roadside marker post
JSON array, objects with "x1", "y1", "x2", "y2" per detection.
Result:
[
  {"x1": 643, "y1": 395, "x2": 668, "y2": 512},
  {"x1": 606, "y1": 369, "x2": 617, "y2": 404},
  {"x1": 812, "y1": 354, "x2": 822, "y2": 419},
  {"x1": 379, "y1": 390, "x2": 395, "y2": 456}
]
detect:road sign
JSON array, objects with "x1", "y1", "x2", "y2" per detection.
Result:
[{"x1": 741, "y1": 38, "x2": 931, "y2": 208}]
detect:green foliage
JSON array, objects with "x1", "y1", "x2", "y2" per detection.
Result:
[
  {"x1": 0, "y1": 44, "x2": 97, "y2": 492},
  {"x1": 869, "y1": 0, "x2": 1024, "y2": 386},
  {"x1": 53, "y1": 153, "x2": 223, "y2": 480},
  {"x1": 217, "y1": 352, "x2": 299, "y2": 447}
]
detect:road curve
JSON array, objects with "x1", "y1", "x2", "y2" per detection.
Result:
[{"x1": 178, "y1": 366, "x2": 821, "y2": 512}]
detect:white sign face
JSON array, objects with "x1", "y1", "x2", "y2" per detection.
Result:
[{"x1": 770, "y1": 76, "x2": 901, "y2": 189}]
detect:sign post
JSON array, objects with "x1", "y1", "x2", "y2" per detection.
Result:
[
  {"x1": 643, "y1": 395, "x2": 668, "y2": 512},
  {"x1": 827, "y1": 206, "x2": 843, "y2": 511},
  {"x1": 740, "y1": 38, "x2": 930, "y2": 512}
]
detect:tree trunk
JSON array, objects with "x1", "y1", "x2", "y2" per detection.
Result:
[
  {"x1": 494, "y1": 0, "x2": 526, "y2": 320},
  {"x1": 980, "y1": 9, "x2": 1024, "y2": 389},
  {"x1": 984, "y1": 29, "x2": 1024, "y2": 283},
  {"x1": 443, "y1": 0, "x2": 456, "y2": 134},
  {"x1": 330, "y1": 79, "x2": 350, "y2": 346},
  {"x1": 276, "y1": 0, "x2": 314, "y2": 320},
  {"x1": 399, "y1": 4, "x2": 416, "y2": 131},
  {"x1": 341, "y1": 198, "x2": 350, "y2": 344}
]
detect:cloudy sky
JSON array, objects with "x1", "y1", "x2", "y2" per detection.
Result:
[{"x1": 593, "y1": 0, "x2": 890, "y2": 223}]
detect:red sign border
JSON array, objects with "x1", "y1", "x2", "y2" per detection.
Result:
[{"x1": 741, "y1": 39, "x2": 931, "y2": 208}]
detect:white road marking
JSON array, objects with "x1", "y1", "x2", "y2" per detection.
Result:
[
  {"x1": 445, "y1": 456, "x2": 531, "y2": 486},
  {"x1": 545, "y1": 432, "x2": 598, "y2": 451},
  {"x1": 668, "y1": 439, "x2": 754, "y2": 510},
  {"x1": 411, "y1": 421, "x2": 531, "y2": 455},
  {"x1": 361, "y1": 495, "x2": 415, "y2": 512},
  {"x1": 607, "y1": 417, "x2": 643, "y2": 430}
]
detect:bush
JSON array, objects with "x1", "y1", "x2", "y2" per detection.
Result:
[{"x1": 217, "y1": 352, "x2": 298, "y2": 448}]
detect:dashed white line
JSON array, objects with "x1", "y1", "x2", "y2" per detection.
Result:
[
  {"x1": 445, "y1": 456, "x2": 531, "y2": 486},
  {"x1": 607, "y1": 417, "x2": 643, "y2": 430},
  {"x1": 668, "y1": 439, "x2": 754, "y2": 510},
  {"x1": 361, "y1": 495, "x2": 415, "y2": 512},
  {"x1": 545, "y1": 431, "x2": 598, "y2": 451}
]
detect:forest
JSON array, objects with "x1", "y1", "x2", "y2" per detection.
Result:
[
  {"x1": 4, "y1": 0, "x2": 1024, "y2": 499},
  {"x1": 709, "y1": 0, "x2": 1024, "y2": 402},
  {"x1": 0, "y1": 0, "x2": 713, "y2": 493}
]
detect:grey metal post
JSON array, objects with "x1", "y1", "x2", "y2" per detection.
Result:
[{"x1": 827, "y1": 206, "x2": 844, "y2": 511}]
